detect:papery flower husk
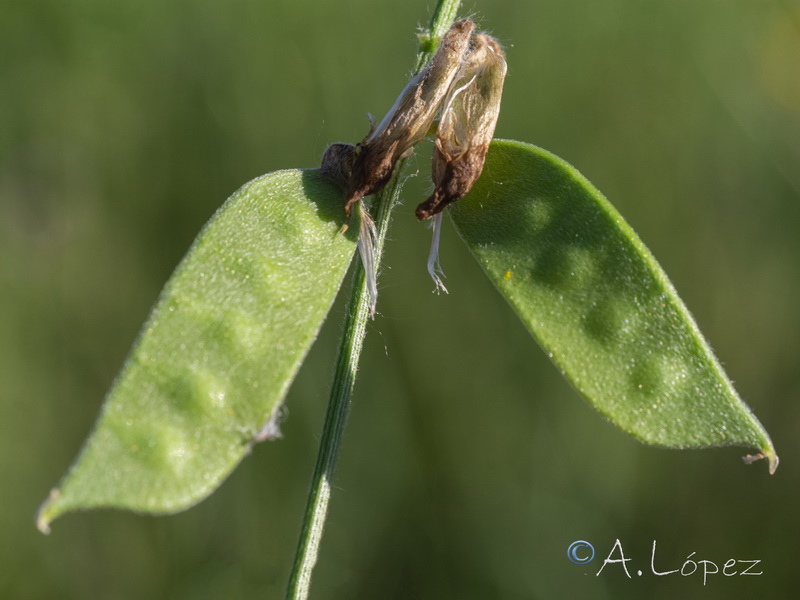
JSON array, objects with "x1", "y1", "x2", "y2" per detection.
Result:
[
  {"x1": 340, "y1": 19, "x2": 476, "y2": 215},
  {"x1": 416, "y1": 33, "x2": 507, "y2": 220}
]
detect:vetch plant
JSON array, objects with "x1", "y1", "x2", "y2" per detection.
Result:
[{"x1": 36, "y1": 1, "x2": 777, "y2": 598}]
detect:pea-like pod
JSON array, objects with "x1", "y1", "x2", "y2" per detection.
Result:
[
  {"x1": 450, "y1": 140, "x2": 776, "y2": 470},
  {"x1": 37, "y1": 169, "x2": 357, "y2": 532}
]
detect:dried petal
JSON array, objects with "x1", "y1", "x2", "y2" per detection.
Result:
[
  {"x1": 416, "y1": 33, "x2": 507, "y2": 220},
  {"x1": 355, "y1": 200, "x2": 379, "y2": 315},
  {"x1": 426, "y1": 212, "x2": 448, "y2": 294},
  {"x1": 340, "y1": 19, "x2": 476, "y2": 215}
]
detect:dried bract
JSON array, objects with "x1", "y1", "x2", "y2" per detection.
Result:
[{"x1": 416, "y1": 33, "x2": 507, "y2": 220}]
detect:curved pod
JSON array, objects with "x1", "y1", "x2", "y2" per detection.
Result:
[
  {"x1": 451, "y1": 140, "x2": 776, "y2": 469},
  {"x1": 38, "y1": 170, "x2": 357, "y2": 532}
]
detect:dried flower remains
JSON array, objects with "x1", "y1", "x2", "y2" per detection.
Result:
[{"x1": 320, "y1": 18, "x2": 506, "y2": 313}]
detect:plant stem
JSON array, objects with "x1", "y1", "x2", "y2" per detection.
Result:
[{"x1": 284, "y1": 1, "x2": 462, "y2": 598}]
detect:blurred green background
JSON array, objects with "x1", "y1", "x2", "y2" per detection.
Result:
[{"x1": 3, "y1": 0, "x2": 799, "y2": 598}]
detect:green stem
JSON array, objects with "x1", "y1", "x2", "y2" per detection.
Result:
[{"x1": 284, "y1": 1, "x2": 462, "y2": 598}]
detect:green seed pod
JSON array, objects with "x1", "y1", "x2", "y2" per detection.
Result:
[
  {"x1": 37, "y1": 170, "x2": 358, "y2": 532},
  {"x1": 451, "y1": 140, "x2": 777, "y2": 472}
]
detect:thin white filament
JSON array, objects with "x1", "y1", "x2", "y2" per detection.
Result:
[
  {"x1": 440, "y1": 72, "x2": 478, "y2": 126},
  {"x1": 356, "y1": 200, "x2": 380, "y2": 316},
  {"x1": 427, "y1": 212, "x2": 448, "y2": 294},
  {"x1": 446, "y1": 73, "x2": 478, "y2": 111}
]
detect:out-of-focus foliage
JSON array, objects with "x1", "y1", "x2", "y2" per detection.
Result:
[{"x1": 2, "y1": 1, "x2": 798, "y2": 598}]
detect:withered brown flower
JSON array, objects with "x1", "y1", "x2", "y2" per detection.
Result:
[
  {"x1": 416, "y1": 33, "x2": 507, "y2": 220},
  {"x1": 321, "y1": 19, "x2": 506, "y2": 221},
  {"x1": 335, "y1": 19, "x2": 475, "y2": 215},
  {"x1": 319, "y1": 19, "x2": 506, "y2": 313}
]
